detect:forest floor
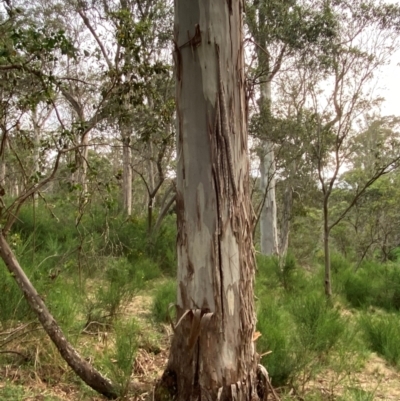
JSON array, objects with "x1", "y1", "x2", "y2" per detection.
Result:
[{"x1": 1, "y1": 293, "x2": 400, "y2": 401}]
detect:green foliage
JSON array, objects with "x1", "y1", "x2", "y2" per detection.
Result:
[
  {"x1": 13, "y1": 202, "x2": 78, "y2": 258},
  {"x1": 338, "y1": 261, "x2": 400, "y2": 311},
  {"x1": 0, "y1": 261, "x2": 32, "y2": 327},
  {"x1": 107, "y1": 214, "x2": 176, "y2": 276},
  {"x1": 255, "y1": 254, "x2": 282, "y2": 295},
  {"x1": 360, "y1": 312, "x2": 400, "y2": 367},
  {"x1": 388, "y1": 247, "x2": 400, "y2": 262},
  {"x1": 256, "y1": 258, "x2": 350, "y2": 389},
  {"x1": 105, "y1": 319, "x2": 139, "y2": 396},
  {"x1": 257, "y1": 296, "x2": 298, "y2": 386},
  {"x1": 339, "y1": 267, "x2": 378, "y2": 309},
  {"x1": 152, "y1": 280, "x2": 176, "y2": 323},
  {"x1": 289, "y1": 292, "x2": 346, "y2": 354},
  {"x1": 338, "y1": 387, "x2": 375, "y2": 401},
  {"x1": 255, "y1": 253, "x2": 311, "y2": 296},
  {"x1": 0, "y1": 382, "x2": 64, "y2": 401},
  {"x1": 46, "y1": 278, "x2": 81, "y2": 332},
  {"x1": 90, "y1": 257, "x2": 144, "y2": 321},
  {"x1": 330, "y1": 252, "x2": 352, "y2": 273}
]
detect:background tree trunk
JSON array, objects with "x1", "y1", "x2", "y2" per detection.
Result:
[
  {"x1": 255, "y1": 6, "x2": 279, "y2": 256},
  {"x1": 259, "y1": 140, "x2": 279, "y2": 255},
  {"x1": 155, "y1": 1, "x2": 260, "y2": 400},
  {"x1": 279, "y1": 161, "x2": 296, "y2": 260},
  {"x1": 122, "y1": 130, "x2": 132, "y2": 216},
  {"x1": 323, "y1": 198, "x2": 332, "y2": 298}
]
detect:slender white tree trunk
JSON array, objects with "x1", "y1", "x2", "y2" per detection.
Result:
[
  {"x1": 279, "y1": 161, "x2": 296, "y2": 259},
  {"x1": 147, "y1": 142, "x2": 155, "y2": 229},
  {"x1": 279, "y1": 183, "x2": 293, "y2": 259},
  {"x1": 259, "y1": 81, "x2": 279, "y2": 255},
  {"x1": 122, "y1": 130, "x2": 132, "y2": 216},
  {"x1": 0, "y1": 159, "x2": 5, "y2": 188},
  {"x1": 252, "y1": 4, "x2": 280, "y2": 257},
  {"x1": 32, "y1": 109, "x2": 41, "y2": 204},
  {"x1": 79, "y1": 134, "x2": 89, "y2": 194},
  {"x1": 259, "y1": 141, "x2": 279, "y2": 255},
  {"x1": 0, "y1": 135, "x2": 7, "y2": 190},
  {"x1": 155, "y1": 1, "x2": 260, "y2": 400}
]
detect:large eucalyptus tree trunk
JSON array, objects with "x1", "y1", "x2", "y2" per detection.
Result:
[{"x1": 155, "y1": 1, "x2": 260, "y2": 400}]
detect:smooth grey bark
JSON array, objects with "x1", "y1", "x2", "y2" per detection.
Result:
[
  {"x1": 122, "y1": 130, "x2": 132, "y2": 216},
  {"x1": 279, "y1": 182, "x2": 293, "y2": 260},
  {"x1": 279, "y1": 161, "x2": 296, "y2": 260},
  {"x1": 0, "y1": 157, "x2": 5, "y2": 188},
  {"x1": 253, "y1": 8, "x2": 279, "y2": 257},
  {"x1": 0, "y1": 134, "x2": 7, "y2": 190},
  {"x1": 323, "y1": 198, "x2": 332, "y2": 298},
  {"x1": 259, "y1": 138, "x2": 279, "y2": 256},
  {"x1": 152, "y1": 182, "x2": 175, "y2": 235},
  {"x1": 76, "y1": 133, "x2": 89, "y2": 194},
  {"x1": 155, "y1": 1, "x2": 261, "y2": 400},
  {"x1": 60, "y1": 89, "x2": 95, "y2": 195},
  {"x1": 0, "y1": 233, "x2": 117, "y2": 399}
]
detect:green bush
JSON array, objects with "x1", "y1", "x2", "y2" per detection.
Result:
[
  {"x1": 330, "y1": 252, "x2": 352, "y2": 273},
  {"x1": 338, "y1": 261, "x2": 400, "y2": 311},
  {"x1": 46, "y1": 278, "x2": 81, "y2": 332},
  {"x1": 338, "y1": 387, "x2": 375, "y2": 401},
  {"x1": 339, "y1": 267, "x2": 379, "y2": 309},
  {"x1": 255, "y1": 253, "x2": 310, "y2": 297},
  {"x1": 13, "y1": 200, "x2": 175, "y2": 279},
  {"x1": 87, "y1": 257, "x2": 144, "y2": 322},
  {"x1": 105, "y1": 319, "x2": 139, "y2": 396},
  {"x1": 0, "y1": 262, "x2": 32, "y2": 327},
  {"x1": 280, "y1": 252, "x2": 297, "y2": 290},
  {"x1": 13, "y1": 202, "x2": 78, "y2": 253},
  {"x1": 131, "y1": 257, "x2": 162, "y2": 282},
  {"x1": 255, "y1": 254, "x2": 281, "y2": 297},
  {"x1": 152, "y1": 280, "x2": 176, "y2": 323},
  {"x1": 388, "y1": 247, "x2": 400, "y2": 262},
  {"x1": 289, "y1": 292, "x2": 346, "y2": 354},
  {"x1": 359, "y1": 312, "x2": 400, "y2": 367},
  {"x1": 257, "y1": 295, "x2": 298, "y2": 387},
  {"x1": 386, "y1": 267, "x2": 400, "y2": 310}
]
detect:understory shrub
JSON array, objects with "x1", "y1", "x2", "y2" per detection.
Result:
[
  {"x1": 339, "y1": 261, "x2": 400, "y2": 311},
  {"x1": 0, "y1": 262, "x2": 32, "y2": 327},
  {"x1": 257, "y1": 296, "x2": 298, "y2": 386},
  {"x1": 152, "y1": 280, "x2": 176, "y2": 323},
  {"x1": 289, "y1": 292, "x2": 346, "y2": 354},
  {"x1": 86, "y1": 257, "x2": 145, "y2": 323},
  {"x1": 256, "y1": 253, "x2": 308, "y2": 295},
  {"x1": 359, "y1": 312, "x2": 400, "y2": 367},
  {"x1": 105, "y1": 319, "x2": 139, "y2": 396}
]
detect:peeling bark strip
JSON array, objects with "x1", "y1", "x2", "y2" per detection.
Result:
[
  {"x1": 0, "y1": 234, "x2": 117, "y2": 399},
  {"x1": 155, "y1": 1, "x2": 259, "y2": 400}
]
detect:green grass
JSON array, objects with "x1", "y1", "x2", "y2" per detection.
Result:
[
  {"x1": 359, "y1": 312, "x2": 400, "y2": 367},
  {"x1": 0, "y1": 382, "x2": 64, "y2": 401},
  {"x1": 4, "y1": 200, "x2": 400, "y2": 400},
  {"x1": 151, "y1": 280, "x2": 177, "y2": 323},
  {"x1": 256, "y1": 295, "x2": 298, "y2": 386}
]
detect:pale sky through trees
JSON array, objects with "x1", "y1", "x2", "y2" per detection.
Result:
[
  {"x1": 377, "y1": 0, "x2": 400, "y2": 116},
  {"x1": 379, "y1": 48, "x2": 400, "y2": 116}
]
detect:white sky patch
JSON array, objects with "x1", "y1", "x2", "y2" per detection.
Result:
[{"x1": 378, "y1": 47, "x2": 400, "y2": 116}]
